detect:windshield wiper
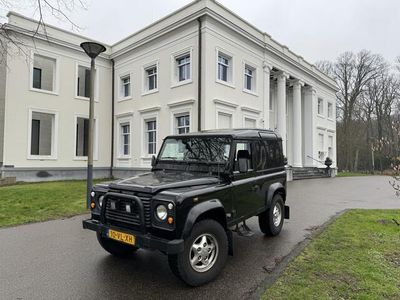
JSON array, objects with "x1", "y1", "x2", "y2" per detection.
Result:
[{"x1": 161, "y1": 156, "x2": 177, "y2": 160}]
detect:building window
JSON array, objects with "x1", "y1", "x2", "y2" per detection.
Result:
[
  {"x1": 244, "y1": 65, "x2": 255, "y2": 91},
  {"x1": 120, "y1": 123, "x2": 130, "y2": 156},
  {"x1": 318, "y1": 133, "x2": 324, "y2": 160},
  {"x1": 176, "y1": 54, "x2": 191, "y2": 82},
  {"x1": 318, "y1": 98, "x2": 324, "y2": 115},
  {"x1": 77, "y1": 65, "x2": 91, "y2": 98},
  {"x1": 217, "y1": 112, "x2": 232, "y2": 129},
  {"x1": 217, "y1": 52, "x2": 232, "y2": 82},
  {"x1": 32, "y1": 54, "x2": 56, "y2": 92},
  {"x1": 30, "y1": 112, "x2": 54, "y2": 156},
  {"x1": 175, "y1": 114, "x2": 190, "y2": 134},
  {"x1": 328, "y1": 135, "x2": 333, "y2": 158},
  {"x1": 145, "y1": 65, "x2": 158, "y2": 91},
  {"x1": 120, "y1": 75, "x2": 131, "y2": 98},
  {"x1": 327, "y1": 102, "x2": 333, "y2": 119},
  {"x1": 146, "y1": 120, "x2": 157, "y2": 155},
  {"x1": 75, "y1": 117, "x2": 89, "y2": 156}
]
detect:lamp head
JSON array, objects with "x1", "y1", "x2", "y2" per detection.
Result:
[{"x1": 80, "y1": 42, "x2": 106, "y2": 59}]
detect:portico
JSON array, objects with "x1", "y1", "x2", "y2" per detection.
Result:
[{"x1": 264, "y1": 68, "x2": 323, "y2": 169}]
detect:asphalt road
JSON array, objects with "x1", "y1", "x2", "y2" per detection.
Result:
[{"x1": 1, "y1": 176, "x2": 399, "y2": 300}]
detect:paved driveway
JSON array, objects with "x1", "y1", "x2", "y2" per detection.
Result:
[{"x1": 1, "y1": 176, "x2": 399, "y2": 300}]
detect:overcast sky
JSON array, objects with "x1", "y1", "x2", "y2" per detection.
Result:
[{"x1": 4, "y1": 0, "x2": 400, "y2": 63}]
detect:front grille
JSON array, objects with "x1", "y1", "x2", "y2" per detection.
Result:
[{"x1": 104, "y1": 192, "x2": 152, "y2": 230}]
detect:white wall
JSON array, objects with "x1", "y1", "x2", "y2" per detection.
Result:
[{"x1": 3, "y1": 36, "x2": 112, "y2": 168}]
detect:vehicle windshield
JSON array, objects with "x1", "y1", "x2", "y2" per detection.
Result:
[{"x1": 159, "y1": 136, "x2": 231, "y2": 163}]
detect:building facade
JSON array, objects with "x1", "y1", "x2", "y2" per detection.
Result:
[{"x1": 0, "y1": 0, "x2": 337, "y2": 182}]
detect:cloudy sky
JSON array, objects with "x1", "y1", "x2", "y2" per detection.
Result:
[{"x1": 4, "y1": 0, "x2": 400, "y2": 63}]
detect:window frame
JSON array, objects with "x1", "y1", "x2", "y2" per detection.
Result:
[
  {"x1": 175, "y1": 113, "x2": 190, "y2": 134},
  {"x1": 75, "y1": 62, "x2": 99, "y2": 102},
  {"x1": 145, "y1": 119, "x2": 157, "y2": 155},
  {"x1": 216, "y1": 48, "x2": 234, "y2": 88},
  {"x1": 119, "y1": 73, "x2": 132, "y2": 101},
  {"x1": 142, "y1": 61, "x2": 159, "y2": 95},
  {"x1": 120, "y1": 122, "x2": 131, "y2": 158},
  {"x1": 27, "y1": 108, "x2": 58, "y2": 160},
  {"x1": 171, "y1": 48, "x2": 193, "y2": 87},
  {"x1": 73, "y1": 114, "x2": 99, "y2": 161},
  {"x1": 29, "y1": 52, "x2": 59, "y2": 95},
  {"x1": 317, "y1": 98, "x2": 324, "y2": 116},
  {"x1": 243, "y1": 61, "x2": 258, "y2": 95},
  {"x1": 327, "y1": 102, "x2": 334, "y2": 119}
]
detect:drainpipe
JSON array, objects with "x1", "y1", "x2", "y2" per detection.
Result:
[
  {"x1": 197, "y1": 17, "x2": 202, "y2": 132},
  {"x1": 110, "y1": 59, "x2": 115, "y2": 178}
]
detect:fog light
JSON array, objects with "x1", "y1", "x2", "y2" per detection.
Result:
[
  {"x1": 90, "y1": 202, "x2": 96, "y2": 209},
  {"x1": 168, "y1": 203, "x2": 174, "y2": 210},
  {"x1": 90, "y1": 191, "x2": 95, "y2": 197},
  {"x1": 167, "y1": 216, "x2": 174, "y2": 225}
]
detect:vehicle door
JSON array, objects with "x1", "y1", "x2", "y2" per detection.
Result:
[{"x1": 231, "y1": 140, "x2": 259, "y2": 220}]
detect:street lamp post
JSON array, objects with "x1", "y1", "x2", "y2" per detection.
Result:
[{"x1": 80, "y1": 42, "x2": 106, "y2": 208}]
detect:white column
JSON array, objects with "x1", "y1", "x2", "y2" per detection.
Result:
[
  {"x1": 276, "y1": 71, "x2": 289, "y2": 155},
  {"x1": 263, "y1": 63, "x2": 271, "y2": 129},
  {"x1": 292, "y1": 80, "x2": 304, "y2": 167},
  {"x1": 303, "y1": 86, "x2": 317, "y2": 167}
]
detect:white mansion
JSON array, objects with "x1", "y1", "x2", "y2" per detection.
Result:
[{"x1": 0, "y1": 0, "x2": 337, "y2": 182}]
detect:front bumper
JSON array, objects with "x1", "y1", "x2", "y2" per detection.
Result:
[{"x1": 82, "y1": 219, "x2": 184, "y2": 254}]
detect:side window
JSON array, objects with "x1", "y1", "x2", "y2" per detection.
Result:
[
  {"x1": 253, "y1": 140, "x2": 267, "y2": 170},
  {"x1": 234, "y1": 141, "x2": 252, "y2": 171},
  {"x1": 265, "y1": 139, "x2": 283, "y2": 168}
]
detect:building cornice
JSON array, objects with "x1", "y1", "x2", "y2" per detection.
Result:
[
  {"x1": 167, "y1": 99, "x2": 196, "y2": 108},
  {"x1": 213, "y1": 98, "x2": 238, "y2": 109},
  {"x1": 138, "y1": 106, "x2": 161, "y2": 114},
  {"x1": 5, "y1": 1, "x2": 338, "y2": 92}
]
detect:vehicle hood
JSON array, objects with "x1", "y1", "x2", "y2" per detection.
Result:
[{"x1": 108, "y1": 171, "x2": 220, "y2": 194}]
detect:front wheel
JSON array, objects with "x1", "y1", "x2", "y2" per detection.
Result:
[
  {"x1": 97, "y1": 232, "x2": 138, "y2": 257},
  {"x1": 168, "y1": 219, "x2": 228, "y2": 286},
  {"x1": 258, "y1": 194, "x2": 284, "y2": 236}
]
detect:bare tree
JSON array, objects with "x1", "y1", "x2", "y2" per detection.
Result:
[
  {"x1": 0, "y1": 0, "x2": 87, "y2": 64},
  {"x1": 329, "y1": 50, "x2": 387, "y2": 170}
]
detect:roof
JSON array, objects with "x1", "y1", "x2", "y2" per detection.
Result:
[
  {"x1": 5, "y1": 1, "x2": 338, "y2": 91},
  {"x1": 167, "y1": 128, "x2": 281, "y2": 139}
]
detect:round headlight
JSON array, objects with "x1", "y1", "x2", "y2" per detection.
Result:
[
  {"x1": 98, "y1": 195, "x2": 104, "y2": 207},
  {"x1": 156, "y1": 205, "x2": 168, "y2": 221}
]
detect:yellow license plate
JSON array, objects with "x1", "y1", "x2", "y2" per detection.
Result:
[{"x1": 108, "y1": 229, "x2": 135, "y2": 246}]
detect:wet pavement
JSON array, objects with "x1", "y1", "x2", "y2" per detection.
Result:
[{"x1": 1, "y1": 176, "x2": 399, "y2": 300}]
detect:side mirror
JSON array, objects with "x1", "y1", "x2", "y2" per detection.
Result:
[
  {"x1": 151, "y1": 155, "x2": 157, "y2": 167},
  {"x1": 238, "y1": 157, "x2": 248, "y2": 173},
  {"x1": 283, "y1": 156, "x2": 288, "y2": 165}
]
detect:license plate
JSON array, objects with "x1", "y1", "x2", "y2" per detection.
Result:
[{"x1": 108, "y1": 229, "x2": 135, "y2": 246}]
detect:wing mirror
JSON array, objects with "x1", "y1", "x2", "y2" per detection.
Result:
[{"x1": 151, "y1": 155, "x2": 157, "y2": 167}]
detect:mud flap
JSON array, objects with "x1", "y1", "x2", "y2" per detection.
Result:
[
  {"x1": 227, "y1": 229, "x2": 234, "y2": 256},
  {"x1": 284, "y1": 205, "x2": 290, "y2": 219}
]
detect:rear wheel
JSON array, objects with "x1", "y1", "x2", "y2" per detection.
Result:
[
  {"x1": 168, "y1": 219, "x2": 228, "y2": 286},
  {"x1": 96, "y1": 232, "x2": 138, "y2": 257},
  {"x1": 259, "y1": 194, "x2": 284, "y2": 236}
]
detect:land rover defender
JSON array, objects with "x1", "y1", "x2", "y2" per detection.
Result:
[{"x1": 83, "y1": 129, "x2": 289, "y2": 286}]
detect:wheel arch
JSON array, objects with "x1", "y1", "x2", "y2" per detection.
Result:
[
  {"x1": 181, "y1": 199, "x2": 227, "y2": 240},
  {"x1": 266, "y1": 182, "x2": 286, "y2": 209}
]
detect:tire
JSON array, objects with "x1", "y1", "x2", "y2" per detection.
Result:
[
  {"x1": 96, "y1": 232, "x2": 138, "y2": 257},
  {"x1": 258, "y1": 194, "x2": 284, "y2": 236},
  {"x1": 168, "y1": 219, "x2": 228, "y2": 287}
]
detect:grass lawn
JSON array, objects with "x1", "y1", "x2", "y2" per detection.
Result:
[
  {"x1": 0, "y1": 179, "x2": 109, "y2": 228},
  {"x1": 262, "y1": 210, "x2": 400, "y2": 300}
]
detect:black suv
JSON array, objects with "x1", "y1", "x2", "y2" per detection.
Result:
[{"x1": 83, "y1": 129, "x2": 289, "y2": 286}]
